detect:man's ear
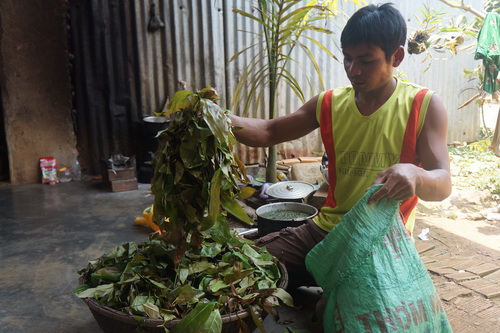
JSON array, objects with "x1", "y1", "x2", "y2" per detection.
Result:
[{"x1": 392, "y1": 46, "x2": 405, "y2": 67}]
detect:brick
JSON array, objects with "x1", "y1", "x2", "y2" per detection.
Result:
[
  {"x1": 441, "y1": 306, "x2": 473, "y2": 331},
  {"x1": 107, "y1": 168, "x2": 136, "y2": 181},
  {"x1": 426, "y1": 262, "x2": 456, "y2": 274},
  {"x1": 436, "y1": 258, "x2": 463, "y2": 268},
  {"x1": 476, "y1": 305, "x2": 500, "y2": 323},
  {"x1": 298, "y1": 156, "x2": 322, "y2": 163},
  {"x1": 449, "y1": 259, "x2": 482, "y2": 271},
  {"x1": 438, "y1": 284, "x2": 473, "y2": 301},
  {"x1": 420, "y1": 256, "x2": 437, "y2": 264},
  {"x1": 483, "y1": 268, "x2": 500, "y2": 283},
  {"x1": 442, "y1": 303, "x2": 500, "y2": 333},
  {"x1": 445, "y1": 271, "x2": 481, "y2": 283},
  {"x1": 476, "y1": 284, "x2": 500, "y2": 299},
  {"x1": 466, "y1": 263, "x2": 500, "y2": 277},
  {"x1": 459, "y1": 278, "x2": 496, "y2": 290},
  {"x1": 428, "y1": 266, "x2": 457, "y2": 275},
  {"x1": 458, "y1": 321, "x2": 500, "y2": 333},
  {"x1": 415, "y1": 242, "x2": 436, "y2": 254},
  {"x1": 453, "y1": 296, "x2": 493, "y2": 314},
  {"x1": 417, "y1": 247, "x2": 441, "y2": 256},
  {"x1": 109, "y1": 178, "x2": 138, "y2": 192},
  {"x1": 277, "y1": 158, "x2": 300, "y2": 165},
  {"x1": 290, "y1": 162, "x2": 322, "y2": 184}
]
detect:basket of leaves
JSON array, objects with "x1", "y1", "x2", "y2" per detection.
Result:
[{"x1": 73, "y1": 87, "x2": 292, "y2": 333}]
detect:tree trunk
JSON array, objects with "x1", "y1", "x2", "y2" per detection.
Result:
[
  {"x1": 266, "y1": 145, "x2": 277, "y2": 183},
  {"x1": 491, "y1": 105, "x2": 500, "y2": 156}
]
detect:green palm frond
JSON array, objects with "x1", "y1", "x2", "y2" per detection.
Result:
[{"x1": 231, "y1": 0, "x2": 365, "y2": 181}]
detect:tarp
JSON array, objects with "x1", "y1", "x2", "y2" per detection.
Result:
[{"x1": 306, "y1": 185, "x2": 452, "y2": 332}]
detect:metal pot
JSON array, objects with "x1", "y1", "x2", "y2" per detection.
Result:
[
  {"x1": 255, "y1": 201, "x2": 318, "y2": 236},
  {"x1": 264, "y1": 180, "x2": 317, "y2": 202}
]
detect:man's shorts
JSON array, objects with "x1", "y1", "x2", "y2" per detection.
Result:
[{"x1": 254, "y1": 219, "x2": 328, "y2": 290}]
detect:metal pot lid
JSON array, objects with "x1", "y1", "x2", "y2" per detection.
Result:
[
  {"x1": 265, "y1": 181, "x2": 316, "y2": 200},
  {"x1": 143, "y1": 116, "x2": 169, "y2": 123}
]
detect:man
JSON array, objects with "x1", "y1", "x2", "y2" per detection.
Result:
[{"x1": 229, "y1": 3, "x2": 452, "y2": 289}]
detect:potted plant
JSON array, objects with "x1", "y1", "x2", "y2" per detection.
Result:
[{"x1": 73, "y1": 86, "x2": 292, "y2": 333}]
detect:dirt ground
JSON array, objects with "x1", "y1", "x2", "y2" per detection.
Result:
[{"x1": 416, "y1": 187, "x2": 500, "y2": 257}]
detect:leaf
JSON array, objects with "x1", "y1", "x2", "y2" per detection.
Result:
[
  {"x1": 204, "y1": 215, "x2": 233, "y2": 243},
  {"x1": 202, "y1": 99, "x2": 232, "y2": 147},
  {"x1": 131, "y1": 296, "x2": 157, "y2": 314},
  {"x1": 142, "y1": 302, "x2": 162, "y2": 319},
  {"x1": 205, "y1": 169, "x2": 222, "y2": 230},
  {"x1": 209, "y1": 279, "x2": 229, "y2": 292},
  {"x1": 91, "y1": 267, "x2": 121, "y2": 281},
  {"x1": 180, "y1": 133, "x2": 204, "y2": 169},
  {"x1": 170, "y1": 302, "x2": 217, "y2": 333},
  {"x1": 202, "y1": 309, "x2": 222, "y2": 333},
  {"x1": 166, "y1": 90, "x2": 194, "y2": 114},
  {"x1": 238, "y1": 186, "x2": 257, "y2": 200},
  {"x1": 200, "y1": 241, "x2": 222, "y2": 258},
  {"x1": 179, "y1": 268, "x2": 189, "y2": 284},
  {"x1": 188, "y1": 260, "x2": 213, "y2": 275},
  {"x1": 242, "y1": 244, "x2": 274, "y2": 266},
  {"x1": 272, "y1": 288, "x2": 295, "y2": 308},
  {"x1": 159, "y1": 308, "x2": 179, "y2": 322},
  {"x1": 232, "y1": 9, "x2": 266, "y2": 27},
  {"x1": 173, "y1": 284, "x2": 202, "y2": 306},
  {"x1": 249, "y1": 305, "x2": 267, "y2": 333},
  {"x1": 221, "y1": 196, "x2": 255, "y2": 225},
  {"x1": 71, "y1": 284, "x2": 90, "y2": 294},
  {"x1": 73, "y1": 283, "x2": 114, "y2": 299}
]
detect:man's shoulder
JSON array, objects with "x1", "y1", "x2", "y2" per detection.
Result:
[
  {"x1": 397, "y1": 81, "x2": 435, "y2": 101},
  {"x1": 329, "y1": 85, "x2": 354, "y2": 96},
  {"x1": 398, "y1": 80, "x2": 433, "y2": 93}
]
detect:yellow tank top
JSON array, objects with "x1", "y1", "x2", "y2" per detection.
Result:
[{"x1": 314, "y1": 80, "x2": 433, "y2": 234}]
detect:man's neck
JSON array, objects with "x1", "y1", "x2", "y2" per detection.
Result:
[{"x1": 355, "y1": 78, "x2": 397, "y2": 116}]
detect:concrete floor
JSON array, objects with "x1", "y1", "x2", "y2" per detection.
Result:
[
  {"x1": 0, "y1": 180, "x2": 318, "y2": 333},
  {"x1": 8, "y1": 180, "x2": 500, "y2": 332},
  {"x1": 0, "y1": 181, "x2": 154, "y2": 333}
]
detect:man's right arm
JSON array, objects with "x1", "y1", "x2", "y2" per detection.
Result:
[{"x1": 228, "y1": 95, "x2": 320, "y2": 147}]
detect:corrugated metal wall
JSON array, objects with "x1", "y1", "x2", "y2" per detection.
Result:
[
  {"x1": 70, "y1": 0, "x2": 143, "y2": 175},
  {"x1": 70, "y1": 0, "x2": 484, "y2": 175}
]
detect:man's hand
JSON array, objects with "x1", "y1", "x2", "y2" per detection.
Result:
[{"x1": 368, "y1": 163, "x2": 421, "y2": 204}]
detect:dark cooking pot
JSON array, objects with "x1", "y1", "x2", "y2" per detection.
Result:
[{"x1": 255, "y1": 202, "x2": 318, "y2": 236}]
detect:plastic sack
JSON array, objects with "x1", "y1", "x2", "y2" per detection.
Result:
[
  {"x1": 305, "y1": 185, "x2": 452, "y2": 332},
  {"x1": 40, "y1": 157, "x2": 58, "y2": 185}
]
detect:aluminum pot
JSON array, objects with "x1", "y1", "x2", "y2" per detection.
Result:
[
  {"x1": 255, "y1": 202, "x2": 318, "y2": 237},
  {"x1": 142, "y1": 116, "x2": 170, "y2": 153}
]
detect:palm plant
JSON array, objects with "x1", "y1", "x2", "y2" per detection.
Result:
[{"x1": 231, "y1": 0, "x2": 364, "y2": 182}]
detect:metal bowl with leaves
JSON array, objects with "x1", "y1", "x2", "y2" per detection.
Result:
[{"x1": 75, "y1": 235, "x2": 290, "y2": 333}]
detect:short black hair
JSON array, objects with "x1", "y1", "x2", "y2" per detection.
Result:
[{"x1": 340, "y1": 3, "x2": 406, "y2": 61}]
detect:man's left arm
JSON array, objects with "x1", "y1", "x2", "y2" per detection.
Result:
[{"x1": 369, "y1": 94, "x2": 452, "y2": 204}]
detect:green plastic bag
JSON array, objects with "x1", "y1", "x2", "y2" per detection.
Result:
[{"x1": 305, "y1": 185, "x2": 452, "y2": 332}]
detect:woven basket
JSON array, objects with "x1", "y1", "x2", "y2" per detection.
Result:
[{"x1": 79, "y1": 262, "x2": 288, "y2": 333}]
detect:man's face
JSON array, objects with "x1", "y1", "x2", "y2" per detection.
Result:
[{"x1": 342, "y1": 43, "x2": 395, "y2": 93}]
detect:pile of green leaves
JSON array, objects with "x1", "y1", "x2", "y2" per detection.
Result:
[
  {"x1": 74, "y1": 232, "x2": 292, "y2": 332},
  {"x1": 74, "y1": 87, "x2": 292, "y2": 332},
  {"x1": 151, "y1": 87, "x2": 255, "y2": 265}
]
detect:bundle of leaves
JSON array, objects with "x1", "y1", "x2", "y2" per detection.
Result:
[
  {"x1": 74, "y1": 87, "x2": 292, "y2": 332},
  {"x1": 151, "y1": 86, "x2": 256, "y2": 265}
]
